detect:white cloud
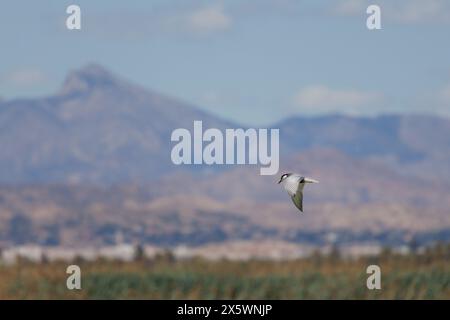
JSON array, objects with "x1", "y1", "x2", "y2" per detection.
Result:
[
  {"x1": 388, "y1": 0, "x2": 450, "y2": 24},
  {"x1": 333, "y1": 0, "x2": 366, "y2": 16},
  {"x1": 200, "y1": 91, "x2": 222, "y2": 105},
  {"x1": 438, "y1": 84, "x2": 450, "y2": 106},
  {"x1": 1, "y1": 68, "x2": 48, "y2": 87},
  {"x1": 161, "y1": 5, "x2": 232, "y2": 36},
  {"x1": 333, "y1": 0, "x2": 450, "y2": 24},
  {"x1": 87, "y1": 4, "x2": 233, "y2": 40},
  {"x1": 186, "y1": 5, "x2": 232, "y2": 34},
  {"x1": 435, "y1": 84, "x2": 450, "y2": 116},
  {"x1": 292, "y1": 85, "x2": 382, "y2": 114}
]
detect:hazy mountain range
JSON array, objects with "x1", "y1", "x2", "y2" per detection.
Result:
[{"x1": 0, "y1": 64, "x2": 449, "y2": 249}]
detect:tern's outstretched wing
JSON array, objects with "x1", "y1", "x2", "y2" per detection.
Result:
[{"x1": 291, "y1": 190, "x2": 303, "y2": 212}]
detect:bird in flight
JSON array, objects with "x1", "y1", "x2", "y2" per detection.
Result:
[{"x1": 278, "y1": 173, "x2": 318, "y2": 212}]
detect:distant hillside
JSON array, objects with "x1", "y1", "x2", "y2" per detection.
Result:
[
  {"x1": 0, "y1": 64, "x2": 231, "y2": 184},
  {"x1": 0, "y1": 150, "x2": 449, "y2": 248},
  {"x1": 0, "y1": 64, "x2": 449, "y2": 184}
]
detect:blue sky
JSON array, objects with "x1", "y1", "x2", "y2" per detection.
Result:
[{"x1": 0, "y1": 0, "x2": 449, "y2": 125}]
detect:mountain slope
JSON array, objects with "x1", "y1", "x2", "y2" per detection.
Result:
[{"x1": 0, "y1": 64, "x2": 232, "y2": 184}]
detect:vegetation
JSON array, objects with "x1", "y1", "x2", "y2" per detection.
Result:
[{"x1": 0, "y1": 244, "x2": 449, "y2": 299}]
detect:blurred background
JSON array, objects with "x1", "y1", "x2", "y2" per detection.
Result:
[{"x1": 0, "y1": 0, "x2": 449, "y2": 299}]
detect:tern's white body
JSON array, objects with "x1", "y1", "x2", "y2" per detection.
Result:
[{"x1": 280, "y1": 174, "x2": 304, "y2": 196}]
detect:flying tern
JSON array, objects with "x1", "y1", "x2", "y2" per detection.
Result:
[{"x1": 278, "y1": 173, "x2": 318, "y2": 212}]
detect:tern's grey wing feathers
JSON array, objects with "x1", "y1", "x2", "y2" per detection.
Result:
[{"x1": 291, "y1": 189, "x2": 303, "y2": 212}]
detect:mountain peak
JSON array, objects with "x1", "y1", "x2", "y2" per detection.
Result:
[{"x1": 59, "y1": 64, "x2": 119, "y2": 96}]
